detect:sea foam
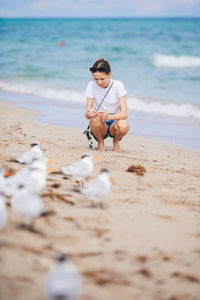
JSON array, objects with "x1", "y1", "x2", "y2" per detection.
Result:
[
  {"x1": 153, "y1": 54, "x2": 200, "y2": 68},
  {"x1": 127, "y1": 96, "x2": 200, "y2": 119},
  {"x1": 0, "y1": 80, "x2": 83, "y2": 104},
  {"x1": 0, "y1": 80, "x2": 200, "y2": 120}
]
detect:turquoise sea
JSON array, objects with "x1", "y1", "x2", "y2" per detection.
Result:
[{"x1": 0, "y1": 18, "x2": 200, "y2": 148}]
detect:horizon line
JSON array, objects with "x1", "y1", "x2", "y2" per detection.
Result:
[{"x1": 0, "y1": 15, "x2": 200, "y2": 19}]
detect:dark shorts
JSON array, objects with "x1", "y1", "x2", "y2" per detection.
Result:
[{"x1": 91, "y1": 120, "x2": 122, "y2": 141}]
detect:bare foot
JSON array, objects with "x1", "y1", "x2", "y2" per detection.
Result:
[
  {"x1": 113, "y1": 139, "x2": 120, "y2": 152},
  {"x1": 98, "y1": 141, "x2": 105, "y2": 151}
]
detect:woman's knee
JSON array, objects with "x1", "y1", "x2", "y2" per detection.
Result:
[
  {"x1": 90, "y1": 117, "x2": 105, "y2": 130},
  {"x1": 90, "y1": 117, "x2": 101, "y2": 127},
  {"x1": 115, "y1": 120, "x2": 129, "y2": 133}
]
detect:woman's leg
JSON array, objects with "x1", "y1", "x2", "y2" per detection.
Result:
[
  {"x1": 90, "y1": 117, "x2": 108, "y2": 151},
  {"x1": 109, "y1": 120, "x2": 129, "y2": 152}
]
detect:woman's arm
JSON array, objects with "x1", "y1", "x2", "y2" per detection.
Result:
[
  {"x1": 98, "y1": 95, "x2": 128, "y2": 121},
  {"x1": 85, "y1": 97, "x2": 98, "y2": 119}
]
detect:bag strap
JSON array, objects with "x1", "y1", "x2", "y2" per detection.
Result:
[{"x1": 96, "y1": 81, "x2": 113, "y2": 111}]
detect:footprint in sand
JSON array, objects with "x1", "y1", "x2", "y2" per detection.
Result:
[
  {"x1": 154, "y1": 214, "x2": 177, "y2": 222},
  {"x1": 137, "y1": 268, "x2": 152, "y2": 278},
  {"x1": 135, "y1": 255, "x2": 149, "y2": 263},
  {"x1": 83, "y1": 269, "x2": 131, "y2": 286},
  {"x1": 171, "y1": 272, "x2": 199, "y2": 283}
]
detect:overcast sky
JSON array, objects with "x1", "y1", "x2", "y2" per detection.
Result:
[{"x1": 0, "y1": 0, "x2": 200, "y2": 17}]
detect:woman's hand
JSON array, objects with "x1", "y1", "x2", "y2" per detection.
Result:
[
  {"x1": 88, "y1": 109, "x2": 98, "y2": 118},
  {"x1": 97, "y1": 111, "x2": 108, "y2": 120}
]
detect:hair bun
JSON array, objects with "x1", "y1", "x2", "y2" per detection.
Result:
[{"x1": 96, "y1": 57, "x2": 107, "y2": 62}]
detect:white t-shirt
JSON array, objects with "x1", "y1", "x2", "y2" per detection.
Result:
[{"x1": 85, "y1": 79, "x2": 127, "y2": 114}]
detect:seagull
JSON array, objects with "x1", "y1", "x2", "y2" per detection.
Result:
[
  {"x1": 45, "y1": 253, "x2": 81, "y2": 300},
  {"x1": 11, "y1": 186, "x2": 45, "y2": 231},
  {"x1": 23, "y1": 166, "x2": 47, "y2": 194},
  {"x1": 3, "y1": 158, "x2": 47, "y2": 197},
  {"x1": 21, "y1": 158, "x2": 48, "y2": 194},
  {"x1": 75, "y1": 168, "x2": 111, "y2": 208},
  {"x1": 11, "y1": 186, "x2": 45, "y2": 218},
  {"x1": 61, "y1": 153, "x2": 96, "y2": 184},
  {"x1": 3, "y1": 164, "x2": 32, "y2": 197},
  {"x1": 0, "y1": 193, "x2": 7, "y2": 229},
  {"x1": 30, "y1": 157, "x2": 47, "y2": 172},
  {"x1": 0, "y1": 166, "x2": 20, "y2": 197},
  {"x1": 16, "y1": 141, "x2": 43, "y2": 164}
]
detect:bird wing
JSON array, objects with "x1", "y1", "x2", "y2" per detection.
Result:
[
  {"x1": 62, "y1": 160, "x2": 92, "y2": 178},
  {"x1": 80, "y1": 177, "x2": 109, "y2": 200},
  {"x1": 17, "y1": 148, "x2": 43, "y2": 164},
  {"x1": 11, "y1": 193, "x2": 44, "y2": 217},
  {"x1": 17, "y1": 149, "x2": 33, "y2": 163},
  {"x1": 46, "y1": 262, "x2": 81, "y2": 299}
]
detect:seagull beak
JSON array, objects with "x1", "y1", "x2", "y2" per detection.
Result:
[
  {"x1": 4, "y1": 170, "x2": 12, "y2": 177},
  {"x1": 93, "y1": 156, "x2": 99, "y2": 160},
  {"x1": 110, "y1": 176, "x2": 115, "y2": 183},
  {"x1": 40, "y1": 141, "x2": 43, "y2": 145},
  {"x1": 47, "y1": 158, "x2": 57, "y2": 163},
  {"x1": 46, "y1": 168, "x2": 56, "y2": 173}
]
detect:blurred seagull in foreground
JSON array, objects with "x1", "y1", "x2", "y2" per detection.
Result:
[
  {"x1": 61, "y1": 153, "x2": 97, "y2": 184},
  {"x1": 3, "y1": 157, "x2": 48, "y2": 197},
  {"x1": 20, "y1": 158, "x2": 48, "y2": 194},
  {"x1": 23, "y1": 166, "x2": 47, "y2": 194},
  {"x1": 75, "y1": 168, "x2": 111, "y2": 208},
  {"x1": 11, "y1": 186, "x2": 45, "y2": 231},
  {"x1": 45, "y1": 253, "x2": 81, "y2": 300},
  {"x1": 16, "y1": 141, "x2": 43, "y2": 164},
  {"x1": 0, "y1": 193, "x2": 7, "y2": 229}
]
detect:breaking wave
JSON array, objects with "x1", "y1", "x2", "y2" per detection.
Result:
[
  {"x1": 128, "y1": 96, "x2": 200, "y2": 119},
  {"x1": 0, "y1": 80, "x2": 200, "y2": 119},
  {"x1": 153, "y1": 54, "x2": 200, "y2": 68}
]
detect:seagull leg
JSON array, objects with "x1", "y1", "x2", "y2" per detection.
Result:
[
  {"x1": 90, "y1": 201, "x2": 97, "y2": 208},
  {"x1": 17, "y1": 219, "x2": 45, "y2": 236},
  {"x1": 99, "y1": 201, "x2": 108, "y2": 209},
  {"x1": 99, "y1": 202, "x2": 104, "y2": 209}
]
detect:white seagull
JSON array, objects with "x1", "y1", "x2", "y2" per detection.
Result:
[
  {"x1": 0, "y1": 193, "x2": 7, "y2": 229},
  {"x1": 61, "y1": 153, "x2": 95, "y2": 184},
  {"x1": 45, "y1": 253, "x2": 81, "y2": 300},
  {"x1": 16, "y1": 141, "x2": 43, "y2": 164},
  {"x1": 23, "y1": 166, "x2": 47, "y2": 194},
  {"x1": 11, "y1": 186, "x2": 45, "y2": 230},
  {"x1": 20, "y1": 158, "x2": 47, "y2": 194},
  {"x1": 3, "y1": 158, "x2": 47, "y2": 197},
  {"x1": 75, "y1": 168, "x2": 111, "y2": 208}
]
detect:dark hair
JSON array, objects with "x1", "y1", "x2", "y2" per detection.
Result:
[{"x1": 90, "y1": 58, "x2": 111, "y2": 75}]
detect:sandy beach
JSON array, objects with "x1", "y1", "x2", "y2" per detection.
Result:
[{"x1": 0, "y1": 100, "x2": 200, "y2": 300}]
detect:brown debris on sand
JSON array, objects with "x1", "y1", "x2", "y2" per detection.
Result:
[{"x1": 126, "y1": 164, "x2": 146, "y2": 176}]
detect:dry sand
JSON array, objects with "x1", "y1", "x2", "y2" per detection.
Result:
[{"x1": 0, "y1": 101, "x2": 200, "y2": 300}]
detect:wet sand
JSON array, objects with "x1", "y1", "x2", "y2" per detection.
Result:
[
  {"x1": 1, "y1": 90, "x2": 200, "y2": 150},
  {"x1": 0, "y1": 101, "x2": 200, "y2": 300}
]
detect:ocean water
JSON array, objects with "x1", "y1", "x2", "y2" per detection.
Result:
[{"x1": 0, "y1": 18, "x2": 200, "y2": 148}]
